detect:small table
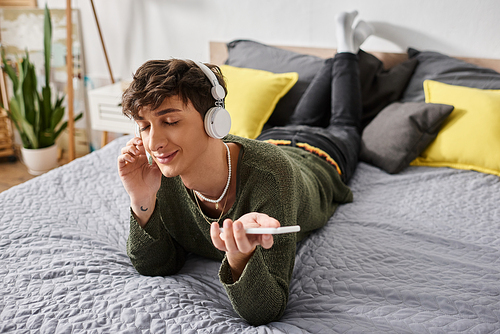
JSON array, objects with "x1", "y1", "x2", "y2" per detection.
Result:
[{"x1": 88, "y1": 82, "x2": 135, "y2": 145}]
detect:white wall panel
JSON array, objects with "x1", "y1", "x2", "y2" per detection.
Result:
[{"x1": 39, "y1": 0, "x2": 500, "y2": 84}]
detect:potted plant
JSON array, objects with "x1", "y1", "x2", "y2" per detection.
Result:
[{"x1": 1, "y1": 5, "x2": 82, "y2": 175}]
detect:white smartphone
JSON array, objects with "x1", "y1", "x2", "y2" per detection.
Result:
[
  {"x1": 134, "y1": 123, "x2": 153, "y2": 165},
  {"x1": 219, "y1": 225, "x2": 300, "y2": 234}
]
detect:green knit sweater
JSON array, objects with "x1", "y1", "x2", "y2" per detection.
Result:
[{"x1": 126, "y1": 134, "x2": 352, "y2": 325}]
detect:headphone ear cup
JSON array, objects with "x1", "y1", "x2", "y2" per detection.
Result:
[
  {"x1": 211, "y1": 85, "x2": 226, "y2": 100},
  {"x1": 204, "y1": 107, "x2": 231, "y2": 139}
]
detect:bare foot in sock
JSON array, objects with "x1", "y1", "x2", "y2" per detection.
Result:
[
  {"x1": 353, "y1": 20, "x2": 375, "y2": 53},
  {"x1": 335, "y1": 10, "x2": 358, "y2": 53}
]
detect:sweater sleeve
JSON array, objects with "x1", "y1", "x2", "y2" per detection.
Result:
[
  {"x1": 217, "y1": 160, "x2": 299, "y2": 326},
  {"x1": 219, "y1": 231, "x2": 296, "y2": 325},
  {"x1": 126, "y1": 202, "x2": 187, "y2": 276}
]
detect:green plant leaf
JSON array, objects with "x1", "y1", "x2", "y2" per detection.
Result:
[
  {"x1": 22, "y1": 55, "x2": 38, "y2": 130},
  {"x1": 50, "y1": 105, "x2": 64, "y2": 130},
  {"x1": 44, "y1": 4, "x2": 52, "y2": 87},
  {"x1": 53, "y1": 112, "x2": 83, "y2": 140},
  {"x1": 41, "y1": 85, "x2": 52, "y2": 130},
  {"x1": 21, "y1": 117, "x2": 38, "y2": 148},
  {"x1": 36, "y1": 91, "x2": 44, "y2": 131},
  {"x1": 7, "y1": 93, "x2": 38, "y2": 148},
  {"x1": 39, "y1": 129, "x2": 54, "y2": 148},
  {"x1": 15, "y1": 60, "x2": 27, "y2": 120},
  {"x1": 1, "y1": 49, "x2": 19, "y2": 92},
  {"x1": 4, "y1": 101, "x2": 28, "y2": 147},
  {"x1": 55, "y1": 94, "x2": 65, "y2": 109},
  {"x1": 7, "y1": 96, "x2": 22, "y2": 124}
]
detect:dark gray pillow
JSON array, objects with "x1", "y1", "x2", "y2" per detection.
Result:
[
  {"x1": 226, "y1": 40, "x2": 326, "y2": 127},
  {"x1": 360, "y1": 102, "x2": 454, "y2": 174},
  {"x1": 401, "y1": 47, "x2": 500, "y2": 102}
]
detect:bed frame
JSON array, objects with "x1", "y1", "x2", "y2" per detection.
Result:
[{"x1": 209, "y1": 41, "x2": 500, "y2": 72}]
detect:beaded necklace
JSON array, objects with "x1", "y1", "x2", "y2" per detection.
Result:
[{"x1": 193, "y1": 142, "x2": 231, "y2": 210}]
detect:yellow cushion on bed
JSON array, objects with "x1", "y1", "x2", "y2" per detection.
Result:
[
  {"x1": 220, "y1": 65, "x2": 298, "y2": 139},
  {"x1": 410, "y1": 80, "x2": 500, "y2": 176}
]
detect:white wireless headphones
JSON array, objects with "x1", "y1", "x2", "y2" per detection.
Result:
[
  {"x1": 192, "y1": 60, "x2": 231, "y2": 139},
  {"x1": 134, "y1": 60, "x2": 231, "y2": 143}
]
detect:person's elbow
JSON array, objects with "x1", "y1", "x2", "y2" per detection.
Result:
[
  {"x1": 131, "y1": 262, "x2": 181, "y2": 277},
  {"x1": 243, "y1": 307, "x2": 285, "y2": 326},
  {"x1": 237, "y1": 293, "x2": 287, "y2": 326},
  {"x1": 127, "y1": 252, "x2": 184, "y2": 277}
]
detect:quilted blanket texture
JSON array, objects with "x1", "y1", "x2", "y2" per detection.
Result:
[{"x1": 1, "y1": 136, "x2": 499, "y2": 333}]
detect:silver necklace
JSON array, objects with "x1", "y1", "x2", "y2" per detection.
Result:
[{"x1": 193, "y1": 142, "x2": 231, "y2": 210}]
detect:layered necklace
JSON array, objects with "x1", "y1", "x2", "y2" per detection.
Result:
[
  {"x1": 193, "y1": 189, "x2": 228, "y2": 226},
  {"x1": 193, "y1": 142, "x2": 231, "y2": 211}
]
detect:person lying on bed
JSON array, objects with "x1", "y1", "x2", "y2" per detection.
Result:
[{"x1": 118, "y1": 11, "x2": 373, "y2": 326}]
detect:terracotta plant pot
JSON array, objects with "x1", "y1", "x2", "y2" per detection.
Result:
[{"x1": 21, "y1": 144, "x2": 59, "y2": 176}]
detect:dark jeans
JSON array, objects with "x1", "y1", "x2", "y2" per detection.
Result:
[{"x1": 257, "y1": 53, "x2": 362, "y2": 183}]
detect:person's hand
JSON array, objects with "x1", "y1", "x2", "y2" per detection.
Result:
[
  {"x1": 210, "y1": 212, "x2": 280, "y2": 281},
  {"x1": 117, "y1": 137, "x2": 162, "y2": 226}
]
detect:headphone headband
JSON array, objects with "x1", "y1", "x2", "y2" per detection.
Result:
[
  {"x1": 190, "y1": 59, "x2": 231, "y2": 139},
  {"x1": 193, "y1": 60, "x2": 226, "y2": 101}
]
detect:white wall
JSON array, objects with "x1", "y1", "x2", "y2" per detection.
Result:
[{"x1": 39, "y1": 0, "x2": 500, "y2": 86}]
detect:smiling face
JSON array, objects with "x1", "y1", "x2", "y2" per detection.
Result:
[{"x1": 136, "y1": 95, "x2": 210, "y2": 178}]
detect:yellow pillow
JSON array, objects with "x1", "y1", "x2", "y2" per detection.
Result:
[
  {"x1": 220, "y1": 65, "x2": 298, "y2": 139},
  {"x1": 410, "y1": 80, "x2": 500, "y2": 176}
]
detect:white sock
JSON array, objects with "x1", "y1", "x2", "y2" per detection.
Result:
[
  {"x1": 353, "y1": 20, "x2": 375, "y2": 53},
  {"x1": 335, "y1": 10, "x2": 358, "y2": 53}
]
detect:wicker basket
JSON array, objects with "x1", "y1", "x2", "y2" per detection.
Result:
[{"x1": 0, "y1": 109, "x2": 15, "y2": 158}]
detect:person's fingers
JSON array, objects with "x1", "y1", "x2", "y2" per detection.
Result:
[
  {"x1": 222, "y1": 219, "x2": 239, "y2": 253},
  {"x1": 259, "y1": 234, "x2": 274, "y2": 249},
  {"x1": 232, "y1": 220, "x2": 255, "y2": 254},
  {"x1": 210, "y1": 222, "x2": 227, "y2": 252},
  {"x1": 121, "y1": 145, "x2": 131, "y2": 155},
  {"x1": 117, "y1": 153, "x2": 135, "y2": 167},
  {"x1": 130, "y1": 137, "x2": 142, "y2": 146},
  {"x1": 121, "y1": 142, "x2": 142, "y2": 157},
  {"x1": 124, "y1": 136, "x2": 142, "y2": 147},
  {"x1": 260, "y1": 214, "x2": 280, "y2": 228}
]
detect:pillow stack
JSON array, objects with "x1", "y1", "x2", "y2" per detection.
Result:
[
  {"x1": 221, "y1": 40, "x2": 500, "y2": 177},
  {"x1": 411, "y1": 80, "x2": 500, "y2": 176},
  {"x1": 362, "y1": 48, "x2": 500, "y2": 176},
  {"x1": 224, "y1": 39, "x2": 417, "y2": 132}
]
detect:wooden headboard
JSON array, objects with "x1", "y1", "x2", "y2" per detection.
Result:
[{"x1": 210, "y1": 41, "x2": 500, "y2": 73}]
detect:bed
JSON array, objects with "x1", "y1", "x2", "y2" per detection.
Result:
[{"x1": 1, "y1": 40, "x2": 500, "y2": 333}]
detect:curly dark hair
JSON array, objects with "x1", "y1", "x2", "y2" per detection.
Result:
[{"x1": 121, "y1": 59, "x2": 227, "y2": 119}]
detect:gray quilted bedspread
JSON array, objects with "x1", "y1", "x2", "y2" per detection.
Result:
[{"x1": 1, "y1": 136, "x2": 499, "y2": 333}]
